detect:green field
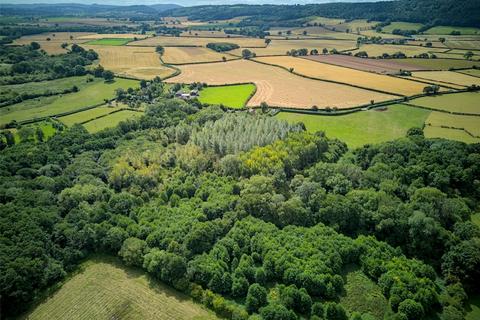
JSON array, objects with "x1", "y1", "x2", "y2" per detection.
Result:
[
  {"x1": 276, "y1": 104, "x2": 430, "y2": 148},
  {"x1": 458, "y1": 69, "x2": 480, "y2": 78},
  {"x1": 408, "y1": 92, "x2": 480, "y2": 114},
  {"x1": 0, "y1": 78, "x2": 138, "y2": 126},
  {"x1": 84, "y1": 38, "x2": 133, "y2": 46},
  {"x1": 198, "y1": 84, "x2": 256, "y2": 109},
  {"x1": 424, "y1": 126, "x2": 480, "y2": 144},
  {"x1": 83, "y1": 110, "x2": 143, "y2": 133},
  {"x1": 395, "y1": 58, "x2": 480, "y2": 70},
  {"x1": 472, "y1": 213, "x2": 480, "y2": 228},
  {"x1": 425, "y1": 26, "x2": 480, "y2": 35},
  {"x1": 1, "y1": 75, "x2": 92, "y2": 100},
  {"x1": 2, "y1": 121, "x2": 57, "y2": 144},
  {"x1": 340, "y1": 265, "x2": 389, "y2": 320},
  {"x1": 58, "y1": 105, "x2": 118, "y2": 126},
  {"x1": 21, "y1": 255, "x2": 218, "y2": 320},
  {"x1": 425, "y1": 111, "x2": 480, "y2": 136},
  {"x1": 382, "y1": 21, "x2": 424, "y2": 33}
]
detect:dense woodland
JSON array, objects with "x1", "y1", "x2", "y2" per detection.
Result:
[{"x1": 1, "y1": 92, "x2": 479, "y2": 319}]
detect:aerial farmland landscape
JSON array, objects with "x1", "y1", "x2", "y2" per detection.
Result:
[{"x1": 0, "y1": 0, "x2": 479, "y2": 319}]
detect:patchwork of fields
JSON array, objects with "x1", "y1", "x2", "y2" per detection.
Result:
[
  {"x1": 410, "y1": 71, "x2": 480, "y2": 87},
  {"x1": 128, "y1": 36, "x2": 266, "y2": 48},
  {"x1": 162, "y1": 46, "x2": 237, "y2": 64}
]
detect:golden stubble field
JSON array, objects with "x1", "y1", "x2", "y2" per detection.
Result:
[
  {"x1": 162, "y1": 47, "x2": 237, "y2": 64},
  {"x1": 167, "y1": 59, "x2": 397, "y2": 109},
  {"x1": 411, "y1": 71, "x2": 480, "y2": 87},
  {"x1": 13, "y1": 32, "x2": 93, "y2": 54},
  {"x1": 128, "y1": 35, "x2": 266, "y2": 48},
  {"x1": 82, "y1": 45, "x2": 176, "y2": 80},
  {"x1": 255, "y1": 56, "x2": 426, "y2": 96}
]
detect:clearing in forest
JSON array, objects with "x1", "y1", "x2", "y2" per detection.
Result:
[
  {"x1": 410, "y1": 71, "x2": 480, "y2": 87},
  {"x1": 162, "y1": 47, "x2": 236, "y2": 64},
  {"x1": 0, "y1": 78, "x2": 138, "y2": 126},
  {"x1": 167, "y1": 59, "x2": 396, "y2": 109},
  {"x1": 256, "y1": 56, "x2": 425, "y2": 95},
  {"x1": 275, "y1": 104, "x2": 430, "y2": 148},
  {"x1": 408, "y1": 92, "x2": 480, "y2": 115},
  {"x1": 82, "y1": 45, "x2": 176, "y2": 80},
  {"x1": 20, "y1": 256, "x2": 218, "y2": 320},
  {"x1": 198, "y1": 84, "x2": 256, "y2": 109}
]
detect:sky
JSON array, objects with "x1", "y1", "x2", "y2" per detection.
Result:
[{"x1": 4, "y1": 0, "x2": 382, "y2": 6}]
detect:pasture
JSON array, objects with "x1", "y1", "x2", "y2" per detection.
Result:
[
  {"x1": 275, "y1": 104, "x2": 430, "y2": 148},
  {"x1": 410, "y1": 71, "x2": 480, "y2": 86},
  {"x1": 353, "y1": 44, "x2": 446, "y2": 57},
  {"x1": 445, "y1": 40, "x2": 480, "y2": 50},
  {"x1": 198, "y1": 84, "x2": 256, "y2": 109},
  {"x1": 84, "y1": 38, "x2": 133, "y2": 46},
  {"x1": 128, "y1": 36, "x2": 265, "y2": 48},
  {"x1": 408, "y1": 92, "x2": 480, "y2": 114},
  {"x1": 307, "y1": 16, "x2": 345, "y2": 26},
  {"x1": 162, "y1": 47, "x2": 236, "y2": 64},
  {"x1": 77, "y1": 33, "x2": 148, "y2": 40},
  {"x1": 458, "y1": 69, "x2": 480, "y2": 77},
  {"x1": 13, "y1": 32, "x2": 92, "y2": 54},
  {"x1": 0, "y1": 78, "x2": 138, "y2": 126},
  {"x1": 180, "y1": 30, "x2": 242, "y2": 38},
  {"x1": 304, "y1": 54, "x2": 426, "y2": 73},
  {"x1": 335, "y1": 19, "x2": 380, "y2": 32},
  {"x1": 358, "y1": 30, "x2": 407, "y2": 39},
  {"x1": 280, "y1": 27, "x2": 360, "y2": 40},
  {"x1": 425, "y1": 112, "x2": 480, "y2": 137},
  {"x1": 168, "y1": 59, "x2": 396, "y2": 109},
  {"x1": 256, "y1": 56, "x2": 425, "y2": 95},
  {"x1": 21, "y1": 256, "x2": 218, "y2": 320},
  {"x1": 381, "y1": 22, "x2": 424, "y2": 33},
  {"x1": 230, "y1": 39, "x2": 358, "y2": 56},
  {"x1": 425, "y1": 26, "x2": 480, "y2": 35},
  {"x1": 82, "y1": 45, "x2": 176, "y2": 80},
  {"x1": 424, "y1": 126, "x2": 480, "y2": 144},
  {"x1": 83, "y1": 110, "x2": 143, "y2": 133},
  {"x1": 392, "y1": 58, "x2": 480, "y2": 70},
  {"x1": 58, "y1": 106, "x2": 118, "y2": 126}
]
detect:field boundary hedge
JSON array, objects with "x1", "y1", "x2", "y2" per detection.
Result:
[
  {"x1": 78, "y1": 107, "x2": 144, "y2": 125},
  {"x1": 164, "y1": 56, "x2": 242, "y2": 66},
  {"x1": 425, "y1": 123, "x2": 479, "y2": 138}
]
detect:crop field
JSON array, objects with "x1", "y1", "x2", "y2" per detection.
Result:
[
  {"x1": 21, "y1": 256, "x2": 217, "y2": 320},
  {"x1": 392, "y1": 58, "x2": 480, "y2": 70},
  {"x1": 408, "y1": 92, "x2": 480, "y2": 114},
  {"x1": 128, "y1": 36, "x2": 265, "y2": 48},
  {"x1": 425, "y1": 111, "x2": 480, "y2": 137},
  {"x1": 198, "y1": 84, "x2": 256, "y2": 108},
  {"x1": 256, "y1": 56, "x2": 425, "y2": 95},
  {"x1": 82, "y1": 45, "x2": 176, "y2": 79},
  {"x1": 457, "y1": 69, "x2": 480, "y2": 77},
  {"x1": 424, "y1": 126, "x2": 480, "y2": 144},
  {"x1": 410, "y1": 71, "x2": 480, "y2": 86},
  {"x1": 13, "y1": 32, "x2": 92, "y2": 54},
  {"x1": 180, "y1": 30, "x2": 243, "y2": 38},
  {"x1": 340, "y1": 265, "x2": 389, "y2": 320},
  {"x1": 425, "y1": 26, "x2": 480, "y2": 35},
  {"x1": 381, "y1": 22, "x2": 424, "y2": 33},
  {"x1": 0, "y1": 78, "x2": 138, "y2": 126},
  {"x1": 162, "y1": 47, "x2": 236, "y2": 64},
  {"x1": 275, "y1": 104, "x2": 430, "y2": 148},
  {"x1": 304, "y1": 54, "x2": 428, "y2": 73},
  {"x1": 58, "y1": 106, "x2": 118, "y2": 126},
  {"x1": 84, "y1": 38, "x2": 133, "y2": 46},
  {"x1": 168, "y1": 59, "x2": 396, "y2": 109},
  {"x1": 353, "y1": 44, "x2": 447, "y2": 57},
  {"x1": 83, "y1": 110, "x2": 143, "y2": 133},
  {"x1": 77, "y1": 33, "x2": 148, "y2": 40},
  {"x1": 231, "y1": 39, "x2": 358, "y2": 56}
]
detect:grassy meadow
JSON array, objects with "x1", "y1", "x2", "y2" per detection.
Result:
[
  {"x1": 424, "y1": 126, "x2": 480, "y2": 144},
  {"x1": 21, "y1": 255, "x2": 218, "y2": 320},
  {"x1": 275, "y1": 104, "x2": 430, "y2": 148},
  {"x1": 83, "y1": 110, "x2": 143, "y2": 133},
  {"x1": 408, "y1": 92, "x2": 480, "y2": 114},
  {"x1": 382, "y1": 21, "x2": 424, "y2": 33},
  {"x1": 58, "y1": 105, "x2": 118, "y2": 126},
  {"x1": 198, "y1": 84, "x2": 256, "y2": 109},
  {"x1": 85, "y1": 38, "x2": 133, "y2": 46},
  {"x1": 425, "y1": 26, "x2": 480, "y2": 35},
  {"x1": 0, "y1": 78, "x2": 138, "y2": 126}
]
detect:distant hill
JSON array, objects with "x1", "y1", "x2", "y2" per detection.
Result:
[{"x1": 162, "y1": 0, "x2": 480, "y2": 28}]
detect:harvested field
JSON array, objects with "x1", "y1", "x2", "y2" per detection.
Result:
[
  {"x1": 0, "y1": 78, "x2": 138, "y2": 126},
  {"x1": 162, "y1": 47, "x2": 236, "y2": 64},
  {"x1": 58, "y1": 106, "x2": 118, "y2": 126},
  {"x1": 391, "y1": 58, "x2": 480, "y2": 70},
  {"x1": 382, "y1": 22, "x2": 424, "y2": 34},
  {"x1": 307, "y1": 16, "x2": 345, "y2": 26},
  {"x1": 425, "y1": 26, "x2": 480, "y2": 35},
  {"x1": 410, "y1": 71, "x2": 480, "y2": 87},
  {"x1": 400, "y1": 76, "x2": 466, "y2": 90},
  {"x1": 128, "y1": 36, "x2": 265, "y2": 48},
  {"x1": 457, "y1": 69, "x2": 480, "y2": 78},
  {"x1": 408, "y1": 92, "x2": 480, "y2": 115},
  {"x1": 256, "y1": 56, "x2": 425, "y2": 95},
  {"x1": 83, "y1": 110, "x2": 143, "y2": 133},
  {"x1": 445, "y1": 40, "x2": 480, "y2": 50},
  {"x1": 167, "y1": 59, "x2": 397, "y2": 109},
  {"x1": 304, "y1": 54, "x2": 424, "y2": 73},
  {"x1": 275, "y1": 104, "x2": 430, "y2": 148},
  {"x1": 82, "y1": 45, "x2": 176, "y2": 80},
  {"x1": 425, "y1": 112, "x2": 480, "y2": 137},
  {"x1": 353, "y1": 44, "x2": 446, "y2": 57},
  {"x1": 180, "y1": 30, "x2": 243, "y2": 38},
  {"x1": 424, "y1": 126, "x2": 480, "y2": 144},
  {"x1": 21, "y1": 256, "x2": 218, "y2": 320},
  {"x1": 13, "y1": 32, "x2": 92, "y2": 54},
  {"x1": 230, "y1": 39, "x2": 357, "y2": 56},
  {"x1": 77, "y1": 33, "x2": 148, "y2": 40}
]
